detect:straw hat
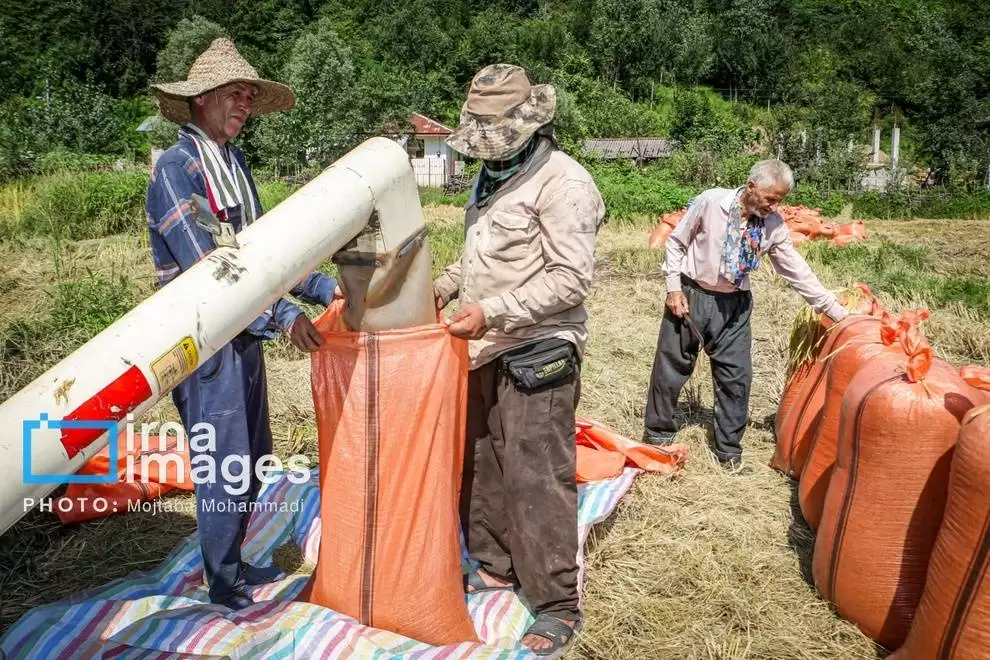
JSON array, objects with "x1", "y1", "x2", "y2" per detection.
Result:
[
  {"x1": 447, "y1": 64, "x2": 556, "y2": 160},
  {"x1": 150, "y1": 38, "x2": 295, "y2": 125}
]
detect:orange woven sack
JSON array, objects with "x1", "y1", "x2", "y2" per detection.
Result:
[
  {"x1": 893, "y1": 366, "x2": 990, "y2": 659},
  {"x1": 818, "y1": 223, "x2": 838, "y2": 239},
  {"x1": 830, "y1": 234, "x2": 865, "y2": 248},
  {"x1": 799, "y1": 310, "x2": 928, "y2": 530},
  {"x1": 297, "y1": 300, "x2": 478, "y2": 646},
  {"x1": 575, "y1": 417, "x2": 687, "y2": 483},
  {"x1": 837, "y1": 220, "x2": 867, "y2": 239},
  {"x1": 661, "y1": 209, "x2": 686, "y2": 228},
  {"x1": 648, "y1": 222, "x2": 673, "y2": 249},
  {"x1": 790, "y1": 231, "x2": 810, "y2": 245},
  {"x1": 576, "y1": 445, "x2": 625, "y2": 482},
  {"x1": 789, "y1": 216, "x2": 822, "y2": 238},
  {"x1": 56, "y1": 429, "x2": 192, "y2": 524},
  {"x1": 771, "y1": 288, "x2": 881, "y2": 477},
  {"x1": 648, "y1": 209, "x2": 686, "y2": 248},
  {"x1": 812, "y1": 329, "x2": 987, "y2": 650}
]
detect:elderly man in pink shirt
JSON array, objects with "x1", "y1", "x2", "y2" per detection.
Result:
[{"x1": 643, "y1": 160, "x2": 847, "y2": 471}]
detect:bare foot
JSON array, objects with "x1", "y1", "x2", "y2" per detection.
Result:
[
  {"x1": 465, "y1": 569, "x2": 513, "y2": 593},
  {"x1": 522, "y1": 619, "x2": 577, "y2": 652}
]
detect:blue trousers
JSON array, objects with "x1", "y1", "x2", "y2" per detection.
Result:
[{"x1": 172, "y1": 334, "x2": 272, "y2": 602}]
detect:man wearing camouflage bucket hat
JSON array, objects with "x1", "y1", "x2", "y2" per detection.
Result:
[
  {"x1": 435, "y1": 63, "x2": 606, "y2": 657},
  {"x1": 145, "y1": 37, "x2": 341, "y2": 610}
]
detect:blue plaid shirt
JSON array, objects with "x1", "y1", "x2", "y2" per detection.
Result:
[{"x1": 146, "y1": 131, "x2": 337, "y2": 339}]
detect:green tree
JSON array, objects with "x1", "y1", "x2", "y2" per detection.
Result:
[
  {"x1": 255, "y1": 17, "x2": 361, "y2": 170},
  {"x1": 153, "y1": 15, "x2": 229, "y2": 84}
]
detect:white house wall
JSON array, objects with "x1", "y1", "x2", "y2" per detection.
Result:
[{"x1": 410, "y1": 136, "x2": 464, "y2": 187}]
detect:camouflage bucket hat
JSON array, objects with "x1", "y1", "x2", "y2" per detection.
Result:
[{"x1": 447, "y1": 64, "x2": 556, "y2": 160}]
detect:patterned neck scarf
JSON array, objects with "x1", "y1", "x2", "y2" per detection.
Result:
[
  {"x1": 719, "y1": 188, "x2": 767, "y2": 287},
  {"x1": 475, "y1": 136, "x2": 540, "y2": 204},
  {"x1": 181, "y1": 123, "x2": 258, "y2": 226}
]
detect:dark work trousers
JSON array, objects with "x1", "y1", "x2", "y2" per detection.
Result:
[
  {"x1": 461, "y1": 358, "x2": 581, "y2": 620},
  {"x1": 171, "y1": 334, "x2": 273, "y2": 602},
  {"x1": 644, "y1": 276, "x2": 753, "y2": 462}
]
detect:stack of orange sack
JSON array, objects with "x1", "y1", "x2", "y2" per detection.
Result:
[
  {"x1": 647, "y1": 204, "x2": 867, "y2": 249},
  {"x1": 56, "y1": 427, "x2": 193, "y2": 524},
  {"x1": 778, "y1": 204, "x2": 867, "y2": 248},
  {"x1": 770, "y1": 284, "x2": 990, "y2": 656}
]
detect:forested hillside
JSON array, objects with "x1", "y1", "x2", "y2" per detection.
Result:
[{"x1": 2, "y1": 0, "x2": 989, "y2": 188}]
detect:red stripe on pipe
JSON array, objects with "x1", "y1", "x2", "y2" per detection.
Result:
[{"x1": 60, "y1": 365, "x2": 153, "y2": 459}]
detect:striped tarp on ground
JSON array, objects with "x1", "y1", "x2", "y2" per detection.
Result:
[{"x1": 0, "y1": 467, "x2": 640, "y2": 659}]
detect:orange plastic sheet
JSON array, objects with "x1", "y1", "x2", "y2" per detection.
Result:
[
  {"x1": 56, "y1": 428, "x2": 192, "y2": 524},
  {"x1": 575, "y1": 417, "x2": 687, "y2": 482}
]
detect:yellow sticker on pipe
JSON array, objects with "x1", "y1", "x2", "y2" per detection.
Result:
[{"x1": 150, "y1": 337, "x2": 199, "y2": 392}]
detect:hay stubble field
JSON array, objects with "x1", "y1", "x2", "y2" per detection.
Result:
[{"x1": 1, "y1": 204, "x2": 988, "y2": 658}]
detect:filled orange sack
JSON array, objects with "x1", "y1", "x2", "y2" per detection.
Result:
[
  {"x1": 791, "y1": 221, "x2": 822, "y2": 238},
  {"x1": 770, "y1": 286, "x2": 880, "y2": 476},
  {"x1": 56, "y1": 428, "x2": 192, "y2": 524},
  {"x1": 575, "y1": 417, "x2": 687, "y2": 483},
  {"x1": 787, "y1": 215, "x2": 823, "y2": 238},
  {"x1": 798, "y1": 310, "x2": 928, "y2": 531},
  {"x1": 661, "y1": 209, "x2": 686, "y2": 228},
  {"x1": 772, "y1": 362, "x2": 816, "y2": 475},
  {"x1": 830, "y1": 234, "x2": 865, "y2": 248},
  {"x1": 818, "y1": 223, "x2": 838, "y2": 239},
  {"x1": 298, "y1": 300, "x2": 478, "y2": 646},
  {"x1": 837, "y1": 220, "x2": 867, "y2": 239},
  {"x1": 648, "y1": 209, "x2": 686, "y2": 248},
  {"x1": 778, "y1": 204, "x2": 822, "y2": 225},
  {"x1": 812, "y1": 329, "x2": 988, "y2": 650},
  {"x1": 790, "y1": 231, "x2": 810, "y2": 245},
  {"x1": 648, "y1": 222, "x2": 673, "y2": 249},
  {"x1": 893, "y1": 367, "x2": 990, "y2": 659}
]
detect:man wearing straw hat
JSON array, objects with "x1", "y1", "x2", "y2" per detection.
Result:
[
  {"x1": 146, "y1": 38, "x2": 340, "y2": 609},
  {"x1": 435, "y1": 63, "x2": 605, "y2": 657}
]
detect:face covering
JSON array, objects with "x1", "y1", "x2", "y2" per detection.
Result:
[{"x1": 476, "y1": 136, "x2": 540, "y2": 203}]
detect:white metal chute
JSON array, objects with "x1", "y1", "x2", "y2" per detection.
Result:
[{"x1": 0, "y1": 136, "x2": 428, "y2": 535}]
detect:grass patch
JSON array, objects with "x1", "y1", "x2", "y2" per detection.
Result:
[
  {"x1": 418, "y1": 186, "x2": 471, "y2": 208},
  {"x1": 0, "y1": 269, "x2": 138, "y2": 399},
  {"x1": 258, "y1": 180, "x2": 299, "y2": 211},
  {"x1": 586, "y1": 162, "x2": 697, "y2": 226},
  {"x1": 426, "y1": 221, "x2": 464, "y2": 277},
  {"x1": 597, "y1": 247, "x2": 663, "y2": 279},
  {"x1": 852, "y1": 189, "x2": 990, "y2": 220},
  {"x1": 0, "y1": 170, "x2": 148, "y2": 240},
  {"x1": 802, "y1": 238, "x2": 990, "y2": 318}
]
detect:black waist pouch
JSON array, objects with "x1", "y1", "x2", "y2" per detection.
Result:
[{"x1": 499, "y1": 337, "x2": 579, "y2": 391}]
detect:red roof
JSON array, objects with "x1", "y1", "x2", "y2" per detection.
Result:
[{"x1": 410, "y1": 113, "x2": 453, "y2": 136}]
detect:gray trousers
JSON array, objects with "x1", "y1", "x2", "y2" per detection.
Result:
[{"x1": 644, "y1": 276, "x2": 753, "y2": 461}]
